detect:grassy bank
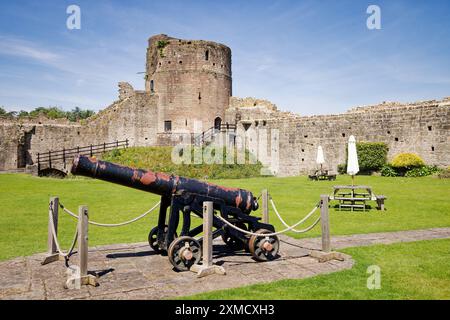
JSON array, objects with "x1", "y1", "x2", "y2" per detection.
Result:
[{"x1": 101, "y1": 146, "x2": 263, "y2": 179}]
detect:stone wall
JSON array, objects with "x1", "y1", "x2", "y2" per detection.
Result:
[
  {"x1": 228, "y1": 97, "x2": 450, "y2": 176},
  {"x1": 147, "y1": 34, "x2": 232, "y2": 133}
]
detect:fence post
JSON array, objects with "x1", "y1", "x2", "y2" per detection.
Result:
[
  {"x1": 90, "y1": 145, "x2": 93, "y2": 157},
  {"x1": 67, "y1": 205, "x2": 97, "y2": 289},
  {"x1": 190, "y1": 201, "x2": 226, "y2": 278},
  {"x1": 126, "y1": 139, "x2": 129, "y2": 148},
  {"x1": 37, "y1": 153, "x2": 40, "y2": 172},
  {"x1": 261, "y1": 189, "x2": 269, "y2": 224},
  {"x1": 320, "y1": 195, "x2": 331, "y2": 253},
  {"x1": 48, "y1": 151, "x2": 52, "y2": 168},
  {"x1": 41, "y1": 197, "x2": 60, "y2": 265},
  {"x1": 62, "y1": 148, "x2": 65, "y2": 164}
]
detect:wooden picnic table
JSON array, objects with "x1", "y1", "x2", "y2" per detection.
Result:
[
  {"x1": 329, "y1": 185, "x2": 386, "y2": 211},
  {"x1": 308, "y1": 169, "x2": 336, "y2": 181}
]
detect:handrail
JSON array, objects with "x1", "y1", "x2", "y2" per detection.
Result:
[{"x1": 37, "y1": 139, "x2": 129, "y2": 170}]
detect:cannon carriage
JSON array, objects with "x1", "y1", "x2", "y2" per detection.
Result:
[{"x1": 71, "y1": 155, "x2": 280, "y2": 271}]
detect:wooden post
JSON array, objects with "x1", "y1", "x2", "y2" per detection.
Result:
[
  {"x1": 65, "y1": 205, "x2": 97, "y2": 289},
  {"x1": 41, "y1": 197, "x2": 61, "y2": 265},
  {"x1": 261, "y1": 189, "x2": 269, "y2": 224},
  {"x1": 320, "y1": 195, "x2": 331, "y2": 253},
  {"x1": 203, "y1": 201, "x2": 213, "y2": 267},
  {"x1": 78, "y1": 205, "x2": 89, "y2": 277},
  {"x1": 309, "y1": 195, "x2": 345, "y2": 262},
  {"x1": 190, "y1": 201, "x2": 226, "y2": 278}
]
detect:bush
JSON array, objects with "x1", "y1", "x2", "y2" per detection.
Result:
[
  {"x1": 404, "y1": 165, "x2": 440, "y2": 177},
  {"x1": 337, "y1": 164, "x2": 346, "y2": 175},
  {"x1": 380, "y1": 164, "x2": 398, "y2": 177},
  {"x1": 356, "y1": 142, "x2": 388, "y2": 173},
  {"x1": 438, "y1": 167, "x2": 450, "y2": 179},
  {"x1": 391, "y1": 153, "x2": 425, "y2": 170},
  {"x1": 340, "y1": 142, "x2": 388, "y2": 175}
]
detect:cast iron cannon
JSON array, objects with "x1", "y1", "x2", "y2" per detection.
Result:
[{"x1": 71, "y1": 155, "x2": 280, "y2": 271}]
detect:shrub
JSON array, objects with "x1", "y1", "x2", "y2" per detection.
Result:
[
  {"x1": 405, "y1": 165, "x2": 440, "y2": 177},
  {"x1": 356, "y1": 142, "x2": 388, "y2": 173},
  {"x1": 337, "y1": 164, "x2": 346, "y2": 175},
  {"x1": 391, "y1": 153, "x2": 425, "y2": 170},
  {"x1": 438, "y1": 167, "x2": 450, "y2": 179},
  {"x1": 380, "y1": 164, "x2": 398, "y2": 177}
]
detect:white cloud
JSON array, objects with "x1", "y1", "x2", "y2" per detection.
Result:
[{"x1": 0, "y1": 36, "x2": 60, "y2": 63}]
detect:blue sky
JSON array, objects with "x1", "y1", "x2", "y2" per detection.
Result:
[{"x1": 0, "y1": 0, "x2": 449, "y2": 115}]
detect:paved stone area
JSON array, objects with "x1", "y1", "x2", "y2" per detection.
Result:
[{"x1": 1, "y1": 227, "x2": 449, "y2": 300}]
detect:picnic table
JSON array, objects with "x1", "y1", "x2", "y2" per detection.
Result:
[
  {"x1": 308, "y1": 169, "x2": 336, "y2": 181},
  {"x1": 329, "y1": 185, "x2": 386, "y2": 211}
]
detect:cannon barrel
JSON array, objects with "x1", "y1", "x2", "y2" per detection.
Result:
[{"x1": 71, "y1": 155, "x2": 258, "y2": 212}]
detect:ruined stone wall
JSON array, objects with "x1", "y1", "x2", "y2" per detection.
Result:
[
  {"x1": 228, "y1": 97, "x2": 450, "y2": 176},
  {"x1": 0, "y1": 83, "x2": 159, "y2": 170},
  {"x1": 146, "y1": 34, "x2": 232, "y2": 134}
]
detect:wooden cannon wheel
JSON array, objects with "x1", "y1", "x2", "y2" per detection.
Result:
[
  {"x1": 168, "y1": 236, "x2": 202, "y2": 271},
  {"x1": 248, "y1": 229, "x2": 280, "y2": 261},
  {"x1": 148, "y1": 225, "x2": 177, "y2": 253}
]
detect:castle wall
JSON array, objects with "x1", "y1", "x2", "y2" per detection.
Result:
[
  {"x1": 0, "y1": 85, "x2": 159, "y2": 170},
  {"x1": 228, "y1": 98, "x2": 450, "y2": 176}
]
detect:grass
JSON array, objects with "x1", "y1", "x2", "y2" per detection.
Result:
[
  {"x1": 0, "y1": 173, "x2": 449, "y2": 261},
  {"x1": 183, "y1": 238, "x2": 450, "y2": 300},
  {"x1": 101, "y1": 146, "x2": 264, "y2": 179}
]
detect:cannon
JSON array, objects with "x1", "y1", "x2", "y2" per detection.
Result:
[{"x1": 71, "y1": 155, "x2": 280, "y2": 271}]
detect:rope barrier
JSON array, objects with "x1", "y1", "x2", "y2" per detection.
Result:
[
  {"x1": 48, "y1": 202, "x2": 78, "y2": 258},
  {"x1": 216, "y1": 203, "x2": 320, "y2": 237},
  {"x1": 269, "y1": 198, "x2": 321, "y2": 233},
  {"x1": 59, "y1": 201, "x2": 161, "y2": 227}
]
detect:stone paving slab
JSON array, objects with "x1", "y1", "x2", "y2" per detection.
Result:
[
  {"x1": 0, "y1": 237, "x2": 352, "y2": 300},
  {"x1": 285, "y1": 227, "x2": 450, "y2": 251},
  {"x1": 1, "y1": 227, "x2": 449, "y2": 300}
]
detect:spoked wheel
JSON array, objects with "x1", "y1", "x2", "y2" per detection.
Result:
[
  {"x1": 168, "y1": 236, "x2": 202, "y2": 271},
  {"x1": 148, "y1": 225, "x2": 177, "y2": 253},
  {"x1": 248, "y1": 229, "x2": 280, "y2": 262},
  {"x1": 221, "y1": 222, "x2": 247, "y2": 251}
]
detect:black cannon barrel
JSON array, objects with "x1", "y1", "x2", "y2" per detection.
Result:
[{"x1": 71, "y1": 155, "x2": 258, "y2": 212}]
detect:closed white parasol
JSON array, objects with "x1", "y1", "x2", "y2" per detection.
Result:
[
  {"x1": 316, "y1": 146, "x2": 325, "y2": 172},
  {"x1": 347, "y1": 135, "x2": 359, "y2": 185}
]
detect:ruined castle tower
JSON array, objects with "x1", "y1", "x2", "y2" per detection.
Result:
[{"x1": 145, "y1": 34, "x2": 232, "y2": 134}]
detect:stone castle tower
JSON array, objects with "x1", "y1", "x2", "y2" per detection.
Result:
[{"x1": 145, "y1": 34, "x2": 232, "y2": 134}]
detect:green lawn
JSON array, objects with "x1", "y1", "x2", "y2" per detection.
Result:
[
  {"x1": 0, "y1": 173, "x2": 449, "y2": 261},
  {"x1": 184, "y1": 238, "x2": 450, "y2": 300}
]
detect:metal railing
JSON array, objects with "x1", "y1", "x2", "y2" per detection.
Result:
[
  {"x1": 193, "y1": 123, "x2": 236, "y2": 146},
  {"x1": 37, "y1": 139, "x2": 129, "y2": 171}
]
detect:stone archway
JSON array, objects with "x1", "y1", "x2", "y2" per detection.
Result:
[{"x1": 214, "y1": 117, "x2": 222, "y2": 130}]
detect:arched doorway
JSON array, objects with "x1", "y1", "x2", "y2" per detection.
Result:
[{"x1": 214, "y1": 117, "x2": 222, "y2": 130}]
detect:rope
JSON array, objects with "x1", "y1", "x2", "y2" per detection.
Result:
[
  {"x1": 59, "y1": 201, "x2": 161, "y2": 227},
  {"x1": 48, "y1": 202, "x2": 78, "y2": 258},
  {"x1": 269, "y1": 198, "x2": 321, "y2": 233},
  {"x1": 216, "y1": 203, "x2": 320, "y2": 237}
]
